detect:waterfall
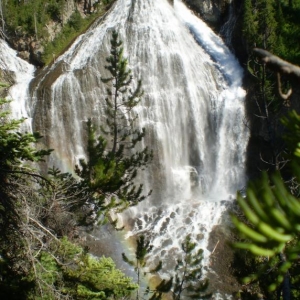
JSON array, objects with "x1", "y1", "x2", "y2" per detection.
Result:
[
  {"x1": 0, "y1": 39, "x2": 35, "y2": 130},
  {"x1": 219, "y1": 0, "x2": 238, "y2": 48},
  {"x1": 2, "y1": 0, "x2": 249, "y2": 296}
]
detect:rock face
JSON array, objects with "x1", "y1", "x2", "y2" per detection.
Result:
[
  {"x1": 182, "y1": 0, "x2": 231, "y2": 29},
  {"x1": 5, "y1": 0, "x2": 99, "y2": 67}
]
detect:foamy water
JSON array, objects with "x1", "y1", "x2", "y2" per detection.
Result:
[{"x1": 2, "y1": 0, "x2": 249, "y2": 297}]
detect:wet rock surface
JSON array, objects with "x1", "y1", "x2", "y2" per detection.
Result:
[
  {"x1": 206, "y1": 203, "x2": 241, "y2": 297},
  {"x1": 182, "y1": 0, "x2": 231, "y2": 30}
]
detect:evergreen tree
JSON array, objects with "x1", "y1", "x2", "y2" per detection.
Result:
[
  {"x1": 122, "y1": 235, "x2": 172, "y2": 300},
  {"x1": 63, "y1": 250, "x2": 138, "y2": 299},
  {"x1": 172, "y1": 235, "x2": 211, "y2": 300},
  {"x1": 0, "y1": 98, "x2": 137, "y2": 299},
  {"x1": 123, "y1": 234, "x2": 210, "y2": 300},
  {"x1": 243, "y1": 0, "x2": 258, "y2": 50},
  {"x1": 0, "y1": 97, "x2": 52, "y2": 242},
  {"x1": 76, "y1": 30, "x2": 152, "y2": 216},
  {"x1": 0, "y1": 98, "x2": 52, "y2": 298},
  {"x1": 256, "y1": 0, "x2": 278, "y2": 50}
]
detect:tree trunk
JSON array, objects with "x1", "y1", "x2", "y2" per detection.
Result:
[
  {"x1": 279, "y1": 253, "x2": 291, "y2": 300},
  {"x1": 282, "y1": 274, "x2": 291, "y2": 300}
]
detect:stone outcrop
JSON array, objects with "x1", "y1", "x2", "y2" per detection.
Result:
[
  {"x1": 5, "y1": 0, "x2": 101, "y2": 67},
  {"x1": 182, "y1": 0, "x2": 231, "y2": 29},
  {"x1": 6, "y1": 0, "x2": 232, "y2": 66}
]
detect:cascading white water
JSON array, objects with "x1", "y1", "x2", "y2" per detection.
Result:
[
  {"x1": 1, "y1": 0, "x2": 249, "y2": 296},
  {"x1": 0, "y1": 39, "x2": 35, "y2": 130},
  {"x1": 120, "y1": 0, "x2": 249, "y2": 287}
]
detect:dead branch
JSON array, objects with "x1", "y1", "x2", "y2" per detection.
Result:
[
  {"x1": 277, "y1": 73, "x2": 292, "y2": 101},
  {"x1": 253, "y1": 48, "x2": 300, "y2": 80},
  {"x1": 253, "y1": 48, "x2": 300, "y2": 100},
  {"x1": 211, "y1": 240, "x2": 219, "y2": 255},
  {"x1": 28, "y1": 216, "x2": 59, "y2": 241}
]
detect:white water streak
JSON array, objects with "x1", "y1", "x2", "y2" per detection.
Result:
[
  {"x1": 0, "y1": 39, "x2": 35, "y2": 130},
  {"x1": 1, "y1": 0, "x2": 249, "y2": 296}
]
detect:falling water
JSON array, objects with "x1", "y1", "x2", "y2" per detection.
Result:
[
  {"x1": 121, "y1": 0, "x2": 249, "y2": 289},
  {"x1": 2, "y1": 0, "x2": 249, "y2": 297},
  {"x1": 219, "y1": 0, "x2": 237, "y2": 48},
  {"x1": 0, "y1": 39, "x2": 35, "y2": 130}
]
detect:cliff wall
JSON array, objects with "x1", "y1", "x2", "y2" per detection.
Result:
[
  {"x1": 182, "y1": 0, "x2": 231, "y2": 30},
  {"x1": 2, "y1": 0, "x2": 109, "y2": 67}
]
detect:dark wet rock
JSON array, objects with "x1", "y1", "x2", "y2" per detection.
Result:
[
  {"x1": 196, "y1": 233, "x2": 204, "y2": 240},
  {"x1": 162, "y1": 239, "x2": 173, "y2": 248},
  {"x1": 206, "y1": 206, "x2": 241, "y2": 297},
  {"x1": 182, "y1": 0, "x2": 231, "y2": 30},
  {"x1": 170, "y1": 211, "x2": 176, "y2": 218}
]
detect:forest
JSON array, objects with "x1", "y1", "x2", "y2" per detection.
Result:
[{"x1": 0, "y1": 0, "x2": 300, "y2": 299}]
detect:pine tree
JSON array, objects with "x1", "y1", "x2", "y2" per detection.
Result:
[
  {"x1": 76, "y1": 30, "x2": 152, "y2": 216},
  {"x1": 0, "y1": 97, "x2": 52, "y2": 234},
  {"x1": 122, "y1": 235, "x2": 172, "y2": 300},
  {"x1": 173, "y1": 235, "x2": 211, "y2": 300},
  {"x1": 257, "y1": 0, "x2": 278, "y2": 51},
  {"x1": 243, "y1": 0, "x2": 258, "y2": 50},
  {"x1": 0, "y1": 98, "x2": 137, "y2": 298},
  {"x1": 122, "y1": 235, "x2": 153, "y2": 299},
  {"x1": 0, "y1": 98, "x2": 52, "y2": 299},
  {"x1": 63, "y1": 252, "x2": 138, "y2": 299}
]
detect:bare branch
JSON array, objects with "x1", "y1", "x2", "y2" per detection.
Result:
[
  {"x1": 28, "y1": 216, "x2": 59, "y2": 241},
  {"x1": 277, "y1": 72, "x2": 292, "y2": 102},
  {"x1": 253, "y1": 48, "x2": 300, "y2": 80}
]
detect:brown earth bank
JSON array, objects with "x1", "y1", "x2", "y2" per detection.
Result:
[{"x1": 206, "y1": 202, "x2": 243, "y2": 298}]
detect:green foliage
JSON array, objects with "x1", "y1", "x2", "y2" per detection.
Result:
[
  {"x1": 42, "y1": 10, "x2": 89, "y2": 65},
  {"x1": 243, "y1": 0, "x2": 258, "y2": 50},
  {"x1": 241, "y1": 1, "x2": 300, "y2": 178},
  {"x1": 64, "y1": 254, "x2": 138, "y2": 299},
  {"x1": 257, "y1": 0, "x2": 278, "y2": 49},
  {"x1": 122, "y1": 235, "x2": 154, "y2": 270},
  {"x1": 0, "y1": 98, "x2": 51, "y2": 231},
  {"x1": 0, "y1": 99, "x2": 138, "y2": 299},
  {"x1": 0, "y1": 98, "x2": 52, "y2": 299},
  {"x1": 68, "y1": 10, "x2": 83, "y2": 31},
  {"x1": 2, "y1": 0, "x2": 116, "y2": 65},
  {"x1": 3, "y1": 0, "x2": 64, "y2": 37},
  {"x1": 276, "y1": 0, "x2": 300, "y2": 64},
  {"x1": 25, "y1": 236, "x2": 137, "y2": 299},
  {"x1": 76, "y1": 30, "x2": 152, "y2": 216},
  {"x1": 0, "y1": 99, "x2": 52, "y2": 168},
  {"x1": 242, "y1": 0, "x2": 300, "y2": 64},
  {"x1": 122, "y1": 235, "x2": 170, "y2": 300},
  {"x1": 242, "y1": 0, "x2": 277, "y2": 52},
  {"x1": 42, "y1": 1, "x2": 117, "y2": 65},
  {"x1": 173, "y1": 235, "x2": 211, "y2": 300},
  {"x1": 232, "y1": 110, "x2": 300, "y2": 296},
  {"x1": 46, "y1": 0, "x2": 63, "y2": 22},
  {"x1": 123, "y1": 234, "x2": 210, "y2": 300}
]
